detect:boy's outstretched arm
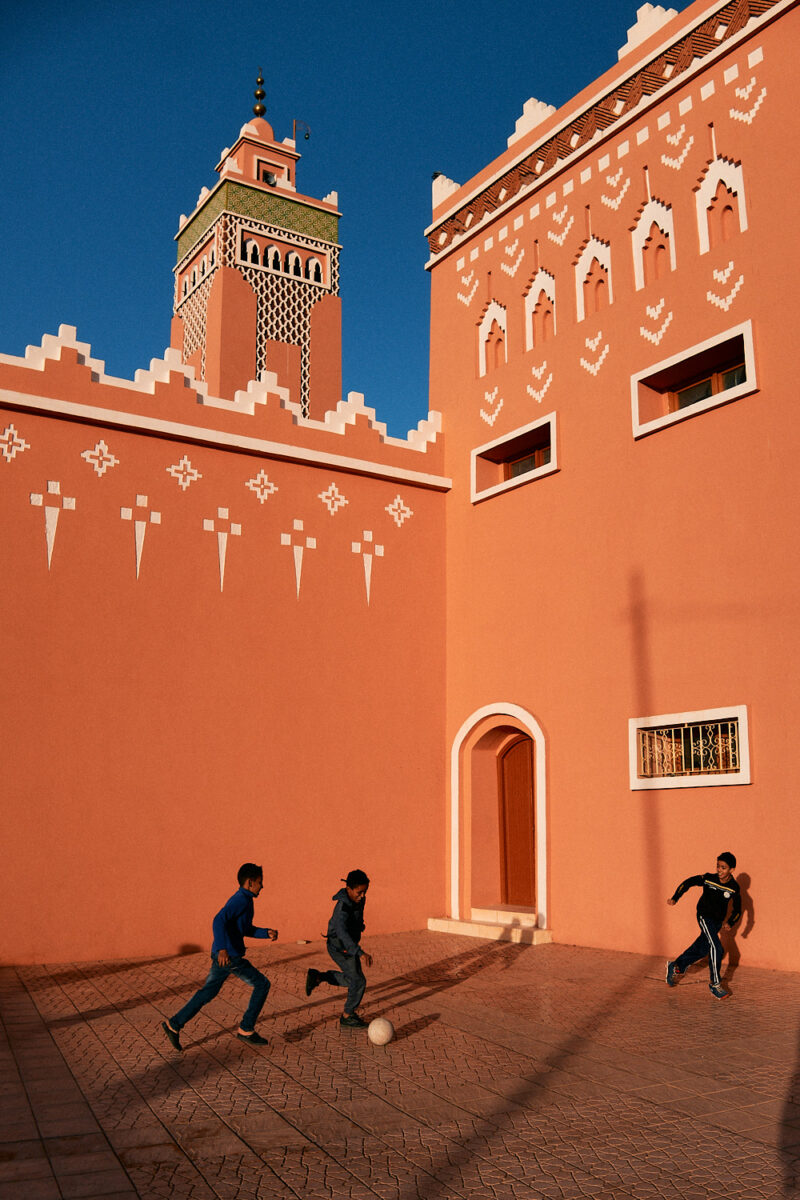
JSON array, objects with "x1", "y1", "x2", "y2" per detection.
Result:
[{"x1": 666, "y1": 874, "x2": 704, "y2": 905}]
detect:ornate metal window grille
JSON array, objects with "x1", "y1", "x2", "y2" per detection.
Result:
[{"x1": 637, "y1": 719, "x2": 740, "y2": 779}]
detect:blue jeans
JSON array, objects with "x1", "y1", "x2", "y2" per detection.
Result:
[
  {"x1": 675, "y1": 916, "x2": 726, "y2": 986},
  {"x1": 171, "y1": 955, "x2": 270, "y2": 1032},
  {"x1": 326, "y1": 942, "x2": 366, "y2": 1013}
]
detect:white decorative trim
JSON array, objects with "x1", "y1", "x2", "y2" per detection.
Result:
[
  {"x1": 524, "y1": 270, "x2": 556, "y2": 351},
  {"x1": 450, "y1": 703, "x2": 548, "y2": 928},
  {"x1": 639, "y1": 298, "x2": 674, "y2": 344},
  {"x1": 281, "y1": 518, "x2": 316, "y2": 598},
  {"x1": 0, "y1": 326, "x2": 445, "y2": 462},
  {"x1": 351, "y1": 530, "x2": 384, "y2": 604},
  {"x1": 628, "y1": 704, "x2": 750, "y2": 789},
  {"x1": 527, "y1": 361, "x2": 553, "y2": 404},
  {"x1": 632, "y1": 199, "x2": 677, "y2": 290},
  {"x1": 580, "y1": 330, "x2": 611, "y2": 375},
  {"x1": 478, "y1": 301, "x2": 508, "y2": 379},
  {"x1": 1, "y1": 423, "x2": 30, "y2": 462},
  {"x1": 575, "y1": 238, "x2": 613, "y2": 322},
  {"x1": 167, "y1": 456, "x2": 202, "y2": 491},
  {"x1": 318, "y1": 481, "x2": 348, "y2": 515},
  {"x1": 81, "y1": 439, "x2": 119, "y2": 477},
  {"x1": 385, "y1": 494, "x2": 413, "y2": 528},
  {"x1": 0, "y1": 386, "x2": 450, "y2": 491},
  {"x1": 479, "y1": 387, "x2": 504, "y2": 426},
  {"x1": 471, "y1": 413, "x2": 558, "y2": 503},
  {"x1": 695, "y1": 156, "x2": 748, "y2": 255},
  {"x1": 246, "y1": 469, "x2": 278, "y2": 503}
]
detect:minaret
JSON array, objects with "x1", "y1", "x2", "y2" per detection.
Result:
[{"x1": 170, "y1": 72, "x2": 342, "y2": 415}]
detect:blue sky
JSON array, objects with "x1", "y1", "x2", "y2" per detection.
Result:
[{"x1": 2, "y1": 0, "x2": 690, "y2": 435}]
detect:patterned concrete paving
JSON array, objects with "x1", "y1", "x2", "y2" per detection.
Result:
[{"x1": 1, "y1": 932, "x2": 799, "y2": 1199}]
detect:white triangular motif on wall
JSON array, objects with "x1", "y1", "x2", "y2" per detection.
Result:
[
  {"x1": 281, "y1": 519, "x2": 316, "y2": 598},
  {"x1": 29, "y1": 480, "x2": 75, "y2": 569},
  {"x1": 203, "y1": 507, "x2": 241, "y2": 591},
  {"x1": 120, "y1": 495, "x2": 161, "y2": 578}
]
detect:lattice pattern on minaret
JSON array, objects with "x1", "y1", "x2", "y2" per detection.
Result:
[
  {"x1": 175, "y1": 210, "x2": 339, "y2": 416},
  {"x1": 179, "y1": 275, "x2": 214, "y2": 382}
]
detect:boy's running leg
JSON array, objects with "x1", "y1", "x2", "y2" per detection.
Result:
[
  {"x1": 230, "y1": 958, "x2": 270, "y2": 1037},
  {"x1": 167, "y1": 957, "x2": 229, "y2": 1042}
]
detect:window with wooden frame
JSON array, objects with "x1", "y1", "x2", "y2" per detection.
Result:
[
  {"x1": 628, "y1": 706, "x2": 750, "y2": 790},
  {"x1": 631, "y1": 322, "x2": 756, "y2": 438},
  {"x1": 471, "y1": 414, "x2": 557, "y2": 502}
]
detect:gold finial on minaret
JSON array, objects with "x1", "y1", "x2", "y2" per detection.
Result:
[{"x1": 253, "y1": 69, "x2": 266, "y2": 118}]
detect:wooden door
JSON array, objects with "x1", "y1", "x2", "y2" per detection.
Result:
[{"x1": 499, "y1": 736, "x2": 535, "y2": 906}]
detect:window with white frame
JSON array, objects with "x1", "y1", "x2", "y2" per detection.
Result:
[
  {"x1": 629, "y1": 706, "x2": 750, "y2": 790},
  {"x1": 471, "y1": 413, "x2": 558, "y2": 503},
  {"x1": 631, "y1": 321, "x2": 756, "y2": 438}
]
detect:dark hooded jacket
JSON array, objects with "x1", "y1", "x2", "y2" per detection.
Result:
[{"x1": 326, "y1": 887, "x2": 366, "y2": 957}]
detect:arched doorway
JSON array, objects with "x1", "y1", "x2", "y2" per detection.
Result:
[{"x1": 449, "y1": 704, "x2": 548, "y2": 928}]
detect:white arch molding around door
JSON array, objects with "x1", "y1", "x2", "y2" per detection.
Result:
[{"x1": 450, "y1": 702, "x2": 548, "y2": 928}]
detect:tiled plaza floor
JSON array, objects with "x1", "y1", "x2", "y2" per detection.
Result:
[{"x1": 1, "y1": 932, "x2": 799, "y2": 1199}]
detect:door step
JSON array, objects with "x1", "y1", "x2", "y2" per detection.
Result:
[{"x1": 427, "y1": 915, "x2": 553, "y2": 945}]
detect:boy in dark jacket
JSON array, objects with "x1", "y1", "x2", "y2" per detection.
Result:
[
  {"x1": 305, "y1": 869, "x2": 372, "y2": 1028},
  {"x1": 666, "y1": 851, "x2": 741, "y2": 999},
  {"x1": 161, "y1": 862, "x2": 277, "y2": 1050}
]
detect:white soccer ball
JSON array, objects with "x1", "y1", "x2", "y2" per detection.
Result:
[{"x1": 367, "y1": 1017, "x2": 394, "y2": 1045}]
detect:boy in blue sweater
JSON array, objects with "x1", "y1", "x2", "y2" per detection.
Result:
[
  {"x1": 161, "y1": 862, "x2": 277, "y2": 1050},
  {"x1": 305, "y1": 869, "x2": 372, "y2": 1028}
]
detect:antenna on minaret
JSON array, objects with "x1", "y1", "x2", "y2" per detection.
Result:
[{"x1": 253, "y1": 69, "x2": 266, "y2": 118}]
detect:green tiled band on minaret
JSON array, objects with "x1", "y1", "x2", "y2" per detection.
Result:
[{"x1": 177, "y1": 181, "x2": 339, "y2": 263}]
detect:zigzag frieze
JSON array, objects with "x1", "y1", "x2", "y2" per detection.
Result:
[
  {"x1": 427, "y1": 0, "x2": 779, "y2": 258},
  {"x1": 0, "y1": 325, "x2": 446, "y2": 476}
]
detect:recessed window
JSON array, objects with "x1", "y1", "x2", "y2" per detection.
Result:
[
  {"x1": 471, "y1": 414, "x2": 557, "y2": 503},
  {"x1": 631, "y1": 321, "x2": 755, "y2": 437},
  {"x1": 629, "y1": 706, "x2": 750, "y2": 790}
]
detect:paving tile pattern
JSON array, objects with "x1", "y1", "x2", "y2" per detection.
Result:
[{"x1": 1, "y1": 935, "x2": 799, "y2": 1198}]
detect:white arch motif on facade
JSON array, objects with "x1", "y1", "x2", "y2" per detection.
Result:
[
  {"x1": 695, "y1": 157, "x2": 748, "y2": 255},
  {"x1": 575, "y1": 237, "x2": 613, "y2": 322},
  {"x1": 478, "y1": 300, "x2": 508, "y2": 378},
  {"x1": 450, "y1": 702, "x2": 548, "y2": 928},
  {"x1": 244, "y1": 238, "x2": 260, "y2": 265},
  {"x1": 632, "y1": 199, "x2": 677, "y2": 290},
  {"x1": 286, "y1": 250, "x2": 302, "y2": 276},
  {"x1": 524, "y1": 269, "x2": 557, "y2": 351},
  {"x1": 305, "y1": 255, "x2": 323, "y2": 282}
]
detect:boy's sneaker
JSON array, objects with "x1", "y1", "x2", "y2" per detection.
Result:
[
  {"x1": 305, "y1": 968, "x2": 321, "y2": 997},
  {"x1": 665, "y1": 961, "x2": 682, "y2": 987},
  {"x1": 340, "y1": 1013, "x2": 368, "y2": 1028},
  {"x1": 161, "y1": 1021, "x2": 182, "y2": 1051},
  {"x1": 237, "y1": 1030, "x2": 269, "y2": 1045},
  {"x1": 709, "y1": 983, "x2": 731, "y2": 1000}
]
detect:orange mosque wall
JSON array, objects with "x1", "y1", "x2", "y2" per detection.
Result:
[
  {"x1": 0, "y1": 332, "x2": 448, "y2": 963},
  {"x1": 428, "y1": 0, "x2": 800, "y2": 971}
]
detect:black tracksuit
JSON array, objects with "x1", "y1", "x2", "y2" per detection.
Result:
[{"x1": 671, "y1": 873, "x2": 741, "y2": 986}]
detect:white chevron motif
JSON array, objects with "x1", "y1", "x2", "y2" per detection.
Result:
[
  {"x1": 730, "y1": 86, "x2": 767, "y2": 124},
  {"x1": 661, "y1": 126, "x2": 694, "y2": 170},
  {"x1": 601, "y1": 173, "x2": 631, "y2": 211},
  {"x1": 501, "y1": 240, "x2": 525, "y2": 276},
  {"x1": 526, "y1": 362, "x2": 553, "y2": 403},
  {"x1": 457, "y1": 272, "x2": 480, "y2": 306},
  {"x1": 580, "y1": 333, "x2": 609, "y2": 375},
  {"x1": 480, "y1": 387, "x2": 504, "y2": 426}
]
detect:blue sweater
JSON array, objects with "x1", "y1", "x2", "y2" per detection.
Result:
[{"x1": 211, "y1": 887, "x2": 271, "y2": 957}]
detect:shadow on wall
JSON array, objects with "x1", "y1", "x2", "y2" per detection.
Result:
[{"x1": 721, "y1": 871, "x2": 754, "y2": 982}]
